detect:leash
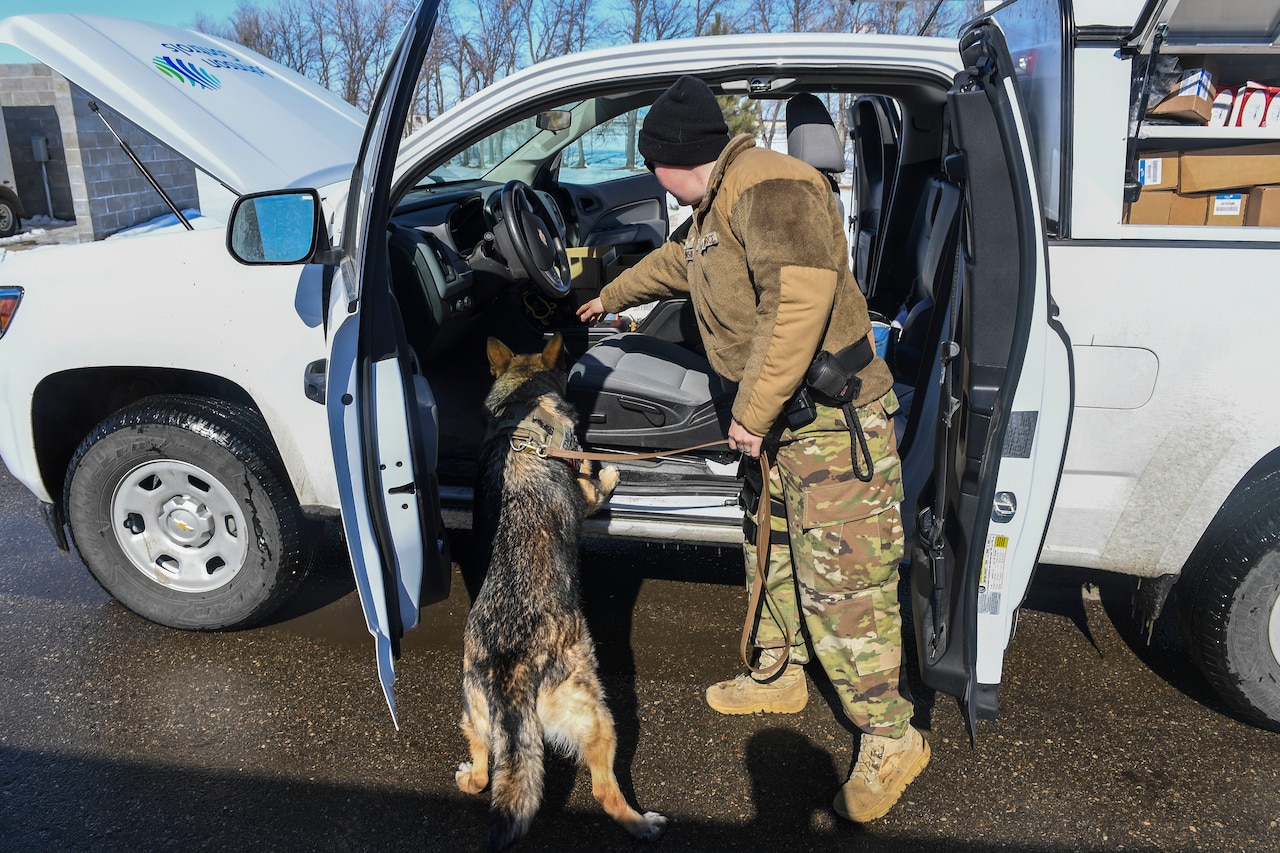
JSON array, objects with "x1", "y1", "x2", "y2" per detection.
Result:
[{"x1": 531, "y1": 438, "x2": 791, "y2": 680}]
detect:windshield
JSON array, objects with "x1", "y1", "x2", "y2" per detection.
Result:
[
  {"x1": 420, "y1": 96, "x2": 656, "y2": 186},
  {"x1": 425, "y1": 112, "x2": 551, "y2": 183}
]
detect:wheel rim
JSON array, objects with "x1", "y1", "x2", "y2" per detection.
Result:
[
  {"x1": 111, "y1": 459, "x2": 249, "y2": 593},
  {"x1": 0, "y1": 204, "x2": 13, "y2": 234}
]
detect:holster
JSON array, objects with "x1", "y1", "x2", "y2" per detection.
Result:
[
  {"x1": 804, "y1": 335, "x2": 874, "y2": 407},
  {"x1": 739, "y1": 455, "x2": 789, "y2": 544}
]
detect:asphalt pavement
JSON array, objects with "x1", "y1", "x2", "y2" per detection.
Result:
[{"x1": 1, "y1": 463, "x2": 1277, "y2": 852}]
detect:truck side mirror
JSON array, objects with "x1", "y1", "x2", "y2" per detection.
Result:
[{"x1": 227, "y1": 189, "x2": 322, "y2": 265}]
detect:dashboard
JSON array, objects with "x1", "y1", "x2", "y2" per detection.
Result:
[{"x1": 386, "y1": 181, "x2": 568, "y2": 362}]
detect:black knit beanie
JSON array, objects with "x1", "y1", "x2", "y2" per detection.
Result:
[{"x1": 638, "y1": 76, "x2": 730, "y2": 167}]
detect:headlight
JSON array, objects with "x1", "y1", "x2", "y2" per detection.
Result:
[{"x1": 0, "y1": 287, "x2": 22, "y2": 339}]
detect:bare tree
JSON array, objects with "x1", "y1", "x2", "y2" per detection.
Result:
[
  {"x1": 614, "y1": 0, "x2": 694, "y2": 168},
  {"x1": 514, "y1": 0, "x2": 601, "y2": 64},
  {"x1": 194, "y1": 0, "x2": 413, "y2": 111},
  {"x1": 192, "y1": 0, "x2": 984, "y2": 152},
  {"x1": 409, "y1": 0, "x2": 460, "y2": 128}
]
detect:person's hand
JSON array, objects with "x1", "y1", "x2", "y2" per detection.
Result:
[
  {"x1": 728, "y1": 418, "x2": 763, "y2": 458},
  {"x1": 576, "y1": 297, "x2": 606, "y2": 324}
]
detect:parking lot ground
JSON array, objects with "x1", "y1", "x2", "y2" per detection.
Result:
[{"x1": 1, "y1": 464, "x2": 1278, "y2": 852}]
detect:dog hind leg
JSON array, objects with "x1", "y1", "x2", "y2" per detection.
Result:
[{"x1": 540, "y1": 668, "x2": 667, "y2": 841}]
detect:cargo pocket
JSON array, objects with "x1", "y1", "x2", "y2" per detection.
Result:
[
  {"x1": 798, "y1": 472, "x2": 901, "y2": 531},
  {"x1": 777, "y1": 406, "x2": 905, "y2": 589},
  {"x1": 842, "y1": 586, "x2": 906, "y2": 678}
]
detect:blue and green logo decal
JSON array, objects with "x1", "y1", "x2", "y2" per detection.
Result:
[
  {"x1": 151, "y1": 43, "x2": 270, "y2": 91},
  {"x1": 154, "y1": 55, "x2": 221, "y2": 90}
]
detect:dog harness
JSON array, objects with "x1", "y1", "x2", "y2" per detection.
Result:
[{"x1": 490, "y1": 398, "x2": 582, "y2": 471}]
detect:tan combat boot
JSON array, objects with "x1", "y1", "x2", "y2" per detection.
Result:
[
  {"x1": 833, "y1": 726, "x2": 930, "y2": 822},
  {"x1": 704, "y1": 651, "x2": 808, "y2": 715}
]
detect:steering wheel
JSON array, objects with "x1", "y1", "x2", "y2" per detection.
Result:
[{"x1": 497, "y1": 180, "x2": 573, "y2": 299}]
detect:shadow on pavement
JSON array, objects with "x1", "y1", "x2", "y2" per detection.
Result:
[{"x1": 0, "y1": 746, "x2": 1140, "y2": 853}]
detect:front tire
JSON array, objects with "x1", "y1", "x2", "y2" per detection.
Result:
[
  {"x1": 65, "y1": 396, "x2": 310, "y2": 630},
  {"x1": 1177, "y1": 472, "x2": 1280, "y2": 732}
]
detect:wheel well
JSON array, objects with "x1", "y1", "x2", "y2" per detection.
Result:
[
  {"x1": 1175, "y1": 446, "x2": 1280, "y2": 620},
  {"x1": 0, "y1": 184, "x2": 20, "y2": 211},
  {"x1": 1187, "y1": 447, "x2": 1280, "y2": 565},
  {"x1": 0, "y1": 185, "x2": 21, "y2": 216},
  {"x1": 33, "y1": 367, "x2": 260, "y2": 505}
]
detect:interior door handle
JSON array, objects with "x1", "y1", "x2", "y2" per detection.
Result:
[{"x1": 578, "y1": 197, "x2": 600, "y2": 212}]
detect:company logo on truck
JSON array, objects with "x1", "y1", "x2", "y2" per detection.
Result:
[
  {"x1": 153, "y1": 55, "x2": 222, "y2": 90},
  {"x1": 152, "y1": 42, "x2": 272, "y2": 91}
]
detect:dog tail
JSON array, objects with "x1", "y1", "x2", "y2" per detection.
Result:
[{"x1": 487, "y1": 692, "x2": 544, "y2": 852}]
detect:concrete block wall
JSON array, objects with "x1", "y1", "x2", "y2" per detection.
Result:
[
  {"x1": 0, "y1": 65, "x2": 74, "y2": 224},
  {"x1": 0, "y1": 64, "x2": 200, "y2": 241}
]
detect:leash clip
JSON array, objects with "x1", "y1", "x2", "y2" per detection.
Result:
[{"x1": 510, "y1": 436, "x2": 548, "y2": 457}]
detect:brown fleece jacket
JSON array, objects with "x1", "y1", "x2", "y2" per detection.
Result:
[{"x1": 598, "y1": 134, "x2": 892, "y2": 436}]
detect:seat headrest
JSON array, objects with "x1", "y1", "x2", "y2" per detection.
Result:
[{"x1": 785, "y1": 93, "x2": 846, "y2": 175}]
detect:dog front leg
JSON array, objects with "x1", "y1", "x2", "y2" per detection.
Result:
[{"x1": 577, "y1": 464, "x2": 618, "y2": 516}]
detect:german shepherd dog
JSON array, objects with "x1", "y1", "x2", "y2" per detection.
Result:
[{"x1": 457, "y1": 333, "x2": 667, "y2": 851}]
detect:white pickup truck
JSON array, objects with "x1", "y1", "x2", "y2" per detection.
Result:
[{"x1": 0, "y1": 0, "x2": 1277, "y2": 733}]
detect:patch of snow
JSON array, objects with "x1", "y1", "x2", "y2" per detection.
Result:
[{"x1": 104, "y1": 209, "x2": 222, "y2": 239}]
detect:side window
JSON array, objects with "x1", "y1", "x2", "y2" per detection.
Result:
[
  {"x1": 558, "y1": 106, "x2": 650, "y2": 186},
  {"x1": 992, "y1": 0, "x2": 1066, "y2": 233}
]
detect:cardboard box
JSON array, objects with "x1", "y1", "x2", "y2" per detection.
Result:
[
  {"x1": 1245, "y1": 185, "x2": 1280, "y2": 226},
  {"x1": 1150, "y1": 93, "x2": 1214, "y2": 123},
  {"x1": 1205, "y1": 192, "x2": 1247, "y2": 226},
  {"x1": 1136, "y1": 152, "x2": 1180, "y2": 191},
  {"x1": 1169, "y1": 192, "x2": 1209, "y2": 225},
  {"x1": 604, "y1": 253, "x2": 647, "y2": 284},
  {"x1": 1149, "y1": 69, "x2": 1215, "y2": 124},
  {"x1": 566, "y1": 245, "x2": 616, "y2": 293},
  {"x1": 1172, "y1": 68, "x2": 1214, "y2": 99},
  {"x1": 1180, "y1": 143, "x2": 1280, "y2": 193},
  {"x1": 1123, "y1": 189, "x2": 1174, "y2": 224}
]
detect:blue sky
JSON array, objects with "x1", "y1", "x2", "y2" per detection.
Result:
[{"x1": 1, "y1": 1, "x2": 243, "y2": 63}]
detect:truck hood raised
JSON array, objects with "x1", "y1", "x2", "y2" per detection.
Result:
[{"x1": 0, "y1": 13, "x2": 366, "y2": 195}]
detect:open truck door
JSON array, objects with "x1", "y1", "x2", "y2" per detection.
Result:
[
  {"x1": 222, "y1": 0, "x2": 449, "y2": 727},
  {"x1": 323, "y1": 0, "x2": 450, "y2": 727},
  {"x1": 911, "y1": 7, "x2": 1073, "y2": 742}
]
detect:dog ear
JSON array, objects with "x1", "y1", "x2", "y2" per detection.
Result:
[
  {"x1": 542, "y1": 332, "x2": 565, "y2": 371},
  {"x1": 486, "y1": 337, "x2": 514, "y2": 376}
]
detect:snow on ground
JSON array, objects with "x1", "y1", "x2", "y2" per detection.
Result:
[{"x1": 0, "y1": 214, "x2": 77, "y2": 249}]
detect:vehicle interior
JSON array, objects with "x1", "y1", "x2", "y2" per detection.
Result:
[{"x1": 383, "y1": 71, "x2": 964, "y2": 506}]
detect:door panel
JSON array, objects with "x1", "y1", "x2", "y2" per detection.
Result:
[
  {"x1": 560, "y1": 172, "x2": 668, "y2": 254},
  {"x1": 910, "y1": 14, "x2": 1071, "y2": 741}
]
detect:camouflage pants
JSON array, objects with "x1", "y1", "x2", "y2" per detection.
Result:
[{"x1": 744, "y1": 391, "x2": 913, "y2": 737}]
